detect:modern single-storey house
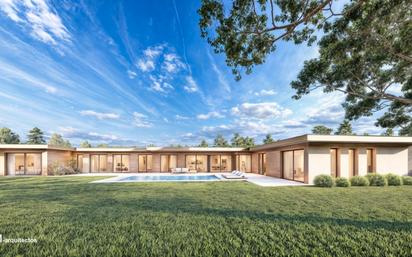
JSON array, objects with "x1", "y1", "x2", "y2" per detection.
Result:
[{"x1": 0, "y1": 134, "x2": 411, "y2": 184}]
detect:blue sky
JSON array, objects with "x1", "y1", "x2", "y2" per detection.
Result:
[{"x1": 0, "y1": 0, "x2": 383, "y2": 146}]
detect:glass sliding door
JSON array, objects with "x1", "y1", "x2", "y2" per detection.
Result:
[
  {"x1": 210, "y1": 155, "x2": 221, "y2": 172},
  {"x1": 221, "y1": 155, "x2": 232, "y2": 172},
  {"x1": 90, "y1": 155, "x2": 99, "y2": 173},
  {"x1": 293, "y1": 150, "x2": 304, "y2": 182},
  {"x1": 282, "y1": 150, "x2": 304, "y2": 182},
  {"x1": 77, "y1": 154, "x2": 83, "y2": 172},
  {"x1": 114, "y1": 154, "x2": 129, "y2": 172},
  {"x1": 138, "y1": 155, "x2": 152, "y2": 172},
  {"x1": 185, "y1": 155, "x2": 196, "y2": 170},
  {"x1": 7, "y1": 153, "x2": 42, "y2": 175},
  {"x1": 196, "y1": 155, "x2": 208, "y2": 172},
  {"x1": 25, "y1": 154, "x2": 42, "y2": 175},
  {"x1": 258, "y1": 153, "x2": 266, "y2": 175},
  {"x1": 237, "y1": 155, "x2": 251, "y2": 172},
  {"x1": 99, "y1": 155, "x2": 108, "y2": 172},
  {"x1": 161, "y1": 155, "x2": 177, "y2": 172},
  {"x1": 161, "y1": 155, "x2": 168, "y2": 172},
  {"x1": 282, "y1": 151, "x2": 294, "y2": 180}
]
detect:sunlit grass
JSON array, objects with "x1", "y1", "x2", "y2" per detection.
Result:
[{"x1": 0, "y1": 177, "x2": 411, "y2": 256}]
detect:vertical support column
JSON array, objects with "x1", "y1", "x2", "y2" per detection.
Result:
[
  {"x1": 41, "y1": 151, "x2": 48, "y2": 176},
  {"x1": 0, "y1": 152, "x2": 5, "y2": 176},
  {"x1": 129, "y1": 154, "x2": 138, "y2": 172},
  {"x1": 82, "y1": 154, "x2": 90, "y2": 173}
]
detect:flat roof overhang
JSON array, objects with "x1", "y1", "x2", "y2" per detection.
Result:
[{"x1": 250, "y1": 134, "x2": 412, "y2": 152}]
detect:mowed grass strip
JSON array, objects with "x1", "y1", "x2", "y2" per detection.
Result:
[{"x1": 0, "y1": 177, "x2": 411, "y2": 257}]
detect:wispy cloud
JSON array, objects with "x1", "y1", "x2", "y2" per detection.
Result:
[
  {"x1": 197, "y1": 111, "x2": 224, "y2": 120},
  {"x1": 175, "y1": 114, "x2": 189, "y2": 120},
  {"x1": 184, "y1": 76, "x2": 198, "y2": 93},
  {"x1": 133, "y1": 112, "x2": 153, "y2": 128},
  {"x1": 231, "y1": 102, "x2": 292, "y2": 120},
  {"x1": 0, "y1": 0, "x2": 71, "y2": 45},
  {"x1": 80, "y1": 110, "x2": 120, "y2": 120},
  {"x1": 254, "y1": 89, "x2": 277, "y2": 96}
]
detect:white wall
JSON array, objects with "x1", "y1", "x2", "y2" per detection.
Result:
[
  {"x1": 376, "y1": 147, "x2": 408, "y2": 176},
  {"x1": 308, "y1": 146, "x2": 409, "y2": 184},
  {"x1": 307, "y1": 146, "x2": 331, "y2": 184}
]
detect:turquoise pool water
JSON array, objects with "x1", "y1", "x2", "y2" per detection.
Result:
[{"x1": 119, "y1": 175, "x2": 220, "y2": 182}]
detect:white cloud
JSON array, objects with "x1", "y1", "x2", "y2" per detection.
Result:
[
  {"x1": 133, "y1": 112, "x2": 153, "y2": 128},
  {"x1": 127, "y1": 70, "x2": 137, "y2": 79},
  {"x1": 149, "y1": 75, "x2": 174, "y2": 93},
  {"x1": 175, "y1": 114, "x2": 189, "y2": 120},
  {"x1": 254, "y1": 89, "x2": 277, "y2": 96},
  {"x1": 231, "y1": 102, "x2": 292, "y2": 119},
  {"x1": 162, "y1": 53, "x2": 185, "y2": 73},
  {"x1": 137, "y1": 59, "x2": 155, "y2": 72},
  {"x1": 80, "y1": 110, "x2": 120, "y2": 120},
  {"x1": 0, "y1": 0, "x2": 71, "y2": 45},
  {"x1": 59, "y1": 127, "x2": 135, "y2": 145},
  {"x1": 197, "y1": 111, "x2": 224, "y2": 120},
  {"x1": 184, "y1": 76, "x2": 198, "y2": 93},
  {"x1": 144, "y1": 45, "x2": 163, "y2": 58}
]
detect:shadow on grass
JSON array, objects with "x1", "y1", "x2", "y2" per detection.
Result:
[{"x1": 60, "y1": 195, "x2": 412, "y2": 233}]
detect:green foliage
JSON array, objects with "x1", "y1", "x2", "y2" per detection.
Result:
[
  {"x1": 402, "y1": 176, "x2": 412, "y2": 185},
  {"x1": 1, "y1": 178, "x2": 412, "y2": 256},
  {"x1": 47, "y1": 161, "x2": 79, "y2": 175},
  {"x1": 199, "y1": 139, "x2": 209, "y2": 147},
  {"x1": 386, "y1": 174, "x2": 402, "y2": 186},
  {"x1": 26, "y1": 127, "x2": 45, "y2": 144},
  {"x1": 198, "y1": 0, "x2": 332, "y2": 80},
  {"x1": 335, "y1": 177, "x2": 350, "y2": 187},
  {"x1": 366, "y1": 173, "x2": 387, "y2": 187},
  {"x1": 263, "y1": 134, "x2": 274, "y2": 144},
  {"x1": 350, "y1": 176, "x2": 369, "y2": 186},
  {"x1": 382, "y1": 128, "x2": 394, "y2": 136},
  {"x1": 314, "y1": 174, "x2": 334, "y2": 187},
  {"x1": 96, "y1": 143, "x2": 108, "y2": 148},
  {"x1": 0, "y1": 127, "x2": 20, "y2": 144},
  {"x1": 48, "y1": 133, "x2": 71, "y2": 148},
  {"x1": 230, "y1": 133, "x2": 255, "y2": 147},
  {"x1": 291, "y1": 0, "x2": 412, "y2": 134},
  {"x1": 79, "y1": 140, "x2": 92, "y2": 148},
  {"x1": 214, "y1": 134, "x2": 229, "y2": 147},
  {"x1": 312, "y1": 125, "x2": 333, "y2": 135},
  {"x1": 335, "y1": 120, "x2": 353, "y2": 135}
]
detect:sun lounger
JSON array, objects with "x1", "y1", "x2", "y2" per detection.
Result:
[{"x1": 222, "y1": 171, "x2": 246, "y2": 179}]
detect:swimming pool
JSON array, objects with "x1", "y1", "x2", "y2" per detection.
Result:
[{"x1": 118, "y1": 175, "x2": 221, "y2": 182}]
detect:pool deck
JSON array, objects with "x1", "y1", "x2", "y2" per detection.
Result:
[{"x1": 71, "y1": 173, "x2": 305, "y2": 187}]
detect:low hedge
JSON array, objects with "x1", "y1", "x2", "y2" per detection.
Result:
[
  {"x1": 314, "y1": 175, "x2": 334, "y2": 187},
  {"x1": 402, "y1": 176, "x2": 412, "y2": 185},
  {"x1": 386, "y1": 173, "x2": 402, "y2": 186},
  {"x1": 366, "y1": 173, "x2": 387, "y2": 186},
  {"x1": 350, "y1": 176, "x2": 369, "y2": 186},
  {"x1": 335, "y1": 177, "x2": 350, "y2": 187}
]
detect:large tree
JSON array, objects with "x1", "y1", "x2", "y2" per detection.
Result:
[
  {"x1": 199, "y1": 139, "x2": 209, "y2": 147},
  {"x1": 48, "y1": 133, "x2": 72, "y2": 148},
  {"x1": 231, "y1": 133, "x2": 244, "y2": 147},
  {"x1": 263, "y1": 134, "x2": 274, "y2": 144},
  {"x1": 312, "y1": 125, "x2": 333, "y2": 135},
  {"x1": 199, "y1": 0, "x2": 412, "y2": 134},
  {"x1": 27, "y1": 127, "x2": 45, "y2": 144},
  {"x1": 0, "y1": 127, "x2": 20, "y2": 144},
  {"x1": 79, "y1": 140, "x2": 92, "y2": 148},
  {"x1": 214, "y1": 134, "x2": 229, "y2": 147},
  {"x1": 335, "y1": 120, "x2": 353, "y2": 135}
]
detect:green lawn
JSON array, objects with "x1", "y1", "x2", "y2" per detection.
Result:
[{"x1": 0, "y1": 177, "x2": 411, "y2": 256}]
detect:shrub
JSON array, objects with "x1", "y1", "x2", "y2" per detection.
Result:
[
  {"x1": 48, "y1": 160, "x2": 80, "y2": 175},
  {"x1": 366, "y1": 173, "x2": 387, "y2": 186},
  {"x1": 335, "y1": 177, "x2": 350, "y2": 187},
  {"x1": 402, "y1": 176, "x2": 412, "y2": 185},
  {"x1": 314, "y1": 175, "x2": 334, "y2": 187},
  {"x1": 386, "y1": 173, "x2": 402, "y2": 186},
  {"x1": 350, "y1": 176, "x2": 369, "y2": 186}
]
